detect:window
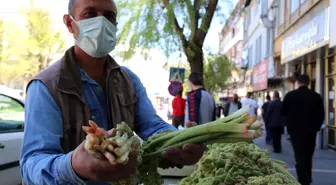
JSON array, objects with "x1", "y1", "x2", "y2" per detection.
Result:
[
  {"x1": 300, "y1": 0, "x2": 307, "y2": 4},
  {"x1": 0, "y1": 95, "x2": 24, "y2": 133},
  {"x1": 291, "y1": 0, "x2": 299, "y2": 14}
]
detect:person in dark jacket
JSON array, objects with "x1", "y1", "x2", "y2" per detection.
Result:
[
  {"x1": 262, "y1": 95, "x2": 272, "y2": 144},
  {"x1": 224, "y1": 94, "x2": 242, "y2": 116},
  {"x1": 281, "y1": 75, "x2": 324, "y2": 185},
  {"x1": 265, "y1": 91, "x2": 284, "y2": 153}
]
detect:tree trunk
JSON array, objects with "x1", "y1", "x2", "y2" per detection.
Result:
[{"x1": 187, "y1": 47, "x2": 204, "y2": 74}]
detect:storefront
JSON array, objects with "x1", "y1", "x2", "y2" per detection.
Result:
[
  {"x1": 281, "y1": 5, "x2": 329, "y2": 93},
  {"x1": 252, "y1": 59, "x2": 268, "y2": 107},
  {"x1": 281, "y1": 4, "x2": 330, "y2": 148},
  {"x1": 327, "y1": 0, "x2": 336, "y2": 149}
]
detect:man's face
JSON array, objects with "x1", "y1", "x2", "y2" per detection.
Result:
[
  {"x1": 63, "y1": 0, "x2": 117, "y2": 38},
  {"x1": 233, "y1": 95, "x2": 238, "y2": 101}
]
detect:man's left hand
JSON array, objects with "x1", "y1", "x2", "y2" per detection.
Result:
[{"x1": 162, "y1": 144, "x2": 205, "y2": 166}]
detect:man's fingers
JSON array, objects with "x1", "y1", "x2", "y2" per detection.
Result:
[
  {"x1": 162, "y1": 147, "x2": 184, "y2": 164},
  {"x1": 182, "y1": 144, "x2": 205, "y2": 153},
  {"x1": 107, "y1": 128, "x2": 116, "y2": 138}
]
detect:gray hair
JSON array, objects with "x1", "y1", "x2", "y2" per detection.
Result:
[{"x1": 68, "y1": 0, "x2": 76, "y2": 15}]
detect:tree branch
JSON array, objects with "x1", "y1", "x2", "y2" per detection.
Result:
[
  {"x1": 172, "y1": 11, "x2": 189, "y2": 51},
  {"x1": 195, "y1": 0, "x2": 218, "y2": 46},
  {"x1": 190, "y1": 0, "x2": 200, "y2": 41}
]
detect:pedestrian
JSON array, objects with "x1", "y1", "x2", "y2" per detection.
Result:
[
  {"x1": 20, "y1": 0, "x2": 205, "y2": 184},
  {"x1": 265, "y1": 91, "x2": 285, "y2": 153},
  {"x1": 224, "y1": 94, "x2": 242, "y2": 116},
  {"x1": 282, "y1": 75, "x2": 324, "y2": 185},
  {"x1": 185, "y1": 72, "x2": 216, "y2": 127},
  {"x1": 241, "y1": 92, "x2": 258, "y2": 115},
  {"x1": 172, "y1": 90, "x2": 186, "y2": 128},
  {"x1": 262, "y1": 94, "x2": 272, "y2": 145}
]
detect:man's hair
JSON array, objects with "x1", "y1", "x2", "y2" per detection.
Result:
[
  {"x1": 68, "y1": 0, "x2": 76, "y2": 15},
  {"x1": 296, "y1": 74, "x2": 310, "y2": 86},
  {"x1": 266, "y1": 95, "x2": 271, "y2": 101},
  {"x1": 247, "y1": 92, "x2": 252, "y2": 98},
  {"x1": 273, "y1": 91, "x2": 280, "y2": 99},
  {"x1": 188, "y1": 72, "x2": 203, "y2": 86}
]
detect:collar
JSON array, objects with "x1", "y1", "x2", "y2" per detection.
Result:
[{"x1": 56, "y1": 46, "x2": 120, "y2": 99}]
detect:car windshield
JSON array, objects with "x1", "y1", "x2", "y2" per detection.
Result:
[{"x1": 0, "y1": 95, "x2": 24, "y2": 132}]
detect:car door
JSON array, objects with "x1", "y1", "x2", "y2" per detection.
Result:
[{"x1": 0, "y1": 94, "x2": 25, "y2": 185}]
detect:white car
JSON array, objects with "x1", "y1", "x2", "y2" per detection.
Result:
[{"x1": 0, "y1": 90, "x2": 25, "y2": 185}]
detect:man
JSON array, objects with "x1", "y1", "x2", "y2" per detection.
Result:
[
  {"x1": 185, "y1": 72, "x2": 216, "y2": 127},
  {"x1": 282, "y1": 75, "x2": 324, "y2": 185},
  {"x1": 265, "y1": 91, "x2": 285, "y2": 153},
  {"x1": 172, "y1": 90, "x2": 186, "y2": 128},
  {"x1": 241, "y1": 92, "x2": 258, "y2": 115},
  {"x1": 20, "y1": 0, "x2": 204, "y2": 184},
  {"x1": 262, "y1": 95, "x2": 272, "y2": 144},
  {"x1": 224, "y1": 94, "x2": 242, "y2": 116}
]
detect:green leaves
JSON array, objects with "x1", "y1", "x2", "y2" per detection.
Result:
[
  {"x1": 0, "y1": 7, "x2": 65, "y2": 88},
  {"x1": 203, "y1": 55, "x2": 234, "y2": 94},
  {"x1": 115, "y1": 0, "x2": 225, "y2": 72}
]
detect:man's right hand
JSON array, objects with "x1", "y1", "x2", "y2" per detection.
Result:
[
  {"x1": 71, "y1": 140, "x2": 137, "y2": 181},
  {"x1": 186, "y1": 121, "x2": 197, "y2": 128}
]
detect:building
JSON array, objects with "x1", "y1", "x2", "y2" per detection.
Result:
[
  {"x1": 243, "y1": 0, "x2": 283, "y2": 108},
  {"x1": 218, "y1": 0, "x2": 247, "y2": 98},
  {"x1": 272, "y1": 0, "x2": 332, "y2": 148}
]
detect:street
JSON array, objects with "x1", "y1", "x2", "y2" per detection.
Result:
[{"x1": 162, "y1": 135, "x2": 336, "y2": 185}]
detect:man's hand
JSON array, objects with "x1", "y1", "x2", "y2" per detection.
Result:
[
  {"x1": 162, "y1": 144, "x2": 205, "y2": 166},
  {"x1": 185, "y1": 121, "x2": 197, "y2": 128},
  {"x1": 71, "y1": 129, "x2": 138, "y2": 181}
]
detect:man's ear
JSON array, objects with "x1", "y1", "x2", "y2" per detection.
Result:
[{"x1": 63, "y1": 14, "x2": 79, "y2": 39}]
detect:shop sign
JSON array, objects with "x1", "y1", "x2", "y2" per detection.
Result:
[
  {"x1": 281, "y1": 8, "x2": 330, "y2": 64},
  {"x1": 252, "y1": 59, "x2": 268, "y2": 91}
]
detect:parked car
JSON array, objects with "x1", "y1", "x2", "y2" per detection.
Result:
[{"x1": 0, "y1": 90, "x2": 25, "y2": 185}]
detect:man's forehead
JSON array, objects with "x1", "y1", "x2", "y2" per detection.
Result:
[{"x1": 74, "y1": 0, "x2": 117, "y2": 13}]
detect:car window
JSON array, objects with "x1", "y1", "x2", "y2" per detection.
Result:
[{"x1": 0, "y1": 94, "x2": 24, "y2": 133}]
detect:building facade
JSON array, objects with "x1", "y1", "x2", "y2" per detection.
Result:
[
  {"x1": 273, "y1": 0, "x2": 334, "y2": 148},
  {"x1": 243, "y1": 0, "x2": 283, "y2": 107},
  {"x1": 219, "y1": 0, "x2": 247, "y2": 98}
]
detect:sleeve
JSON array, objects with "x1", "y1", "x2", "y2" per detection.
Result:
[
  {"x1": 281, "y1": 94, "x2": 289, "y2": 117},
  {"x1": 122, "y1": 67, "x2": 177, "y2": 140},
  {"x1": 187, "y1": 90, "x2": 202, "y2": 123},
  {"x1": 316, "y1": 94, "x2": 325, "y2": 130},
  {"x1": 171, "y1": 98, "x2": 176, "y2": 113},
  {"x1": 20, "y1": 81, "x2": 85, "y2": 185}
]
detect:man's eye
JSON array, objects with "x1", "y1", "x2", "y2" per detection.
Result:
[{"x1": 84, "y1": 12, "x2": 96, "y2": 18}]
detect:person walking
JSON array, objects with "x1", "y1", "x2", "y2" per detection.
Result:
[
  {"x1": 172, "y1": 90, "x2": 186, "y2": 128},
  {"x1": 281, "y1": 75, "x2": 324, "y2": 185},
  {"x1": 265, "y1": 91, "x2": 285, "y2": 153},
  {"x1": 262, "y1": 95, "x2": 272, "y2": 145},
  {"x1": 224, "y1": 94, "x2": 242, "y2": 116},
  {"x1": 241, "y1": 92, "x2": 258, "y2": 115},
  {"x1": 185, "y1": 72, "x2": 216, "y2": 127}
]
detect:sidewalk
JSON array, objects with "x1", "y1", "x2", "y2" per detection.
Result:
[{"x1": 254, "y1": 135, "x2": 336, "y2": 185}]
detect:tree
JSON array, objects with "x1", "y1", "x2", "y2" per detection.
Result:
[
  {"x1": 116, "y1": 0, "x2": 237, "y2": 74},
  {"x1": 169, "y1": 55, "x2": 233, "y2": 95},
  {"x1": 203, "y1": 55, "x2": 233, "y2": 94},
  {"x1": 0, "y1": 7, "x2": 65, "y2": 91},
  {"x1": 24, "y1": 7, "x2": 65, "y2": 71}
]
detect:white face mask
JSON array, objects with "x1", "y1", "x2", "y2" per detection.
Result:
[{"x1": 73, "y1": 16, "x2": 117, "y2": 58}]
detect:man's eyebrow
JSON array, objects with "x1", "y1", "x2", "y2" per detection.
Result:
[{"x1": 82, "y1": 6, "x2": 96, "y2": 12}]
